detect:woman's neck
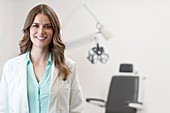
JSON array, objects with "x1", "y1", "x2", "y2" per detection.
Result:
[{"x1": 30, "y1": 48, "x2": 50, "y2": 65}]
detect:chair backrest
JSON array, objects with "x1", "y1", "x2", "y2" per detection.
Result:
[
  {"x1": 106, "y1": 76, "x2": 139, "y2": 113},
  {"x1": 119, "y1": 63, "x2": 133, "y2": 73}
]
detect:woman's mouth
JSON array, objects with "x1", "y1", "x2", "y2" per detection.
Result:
[{"x1": 36, "y1": 36, "x2": 47, "y2": 40}]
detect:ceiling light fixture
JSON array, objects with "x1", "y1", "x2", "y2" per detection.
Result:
[{"x1": 87, "y1": 43, "x2": 109, "y2": 64}]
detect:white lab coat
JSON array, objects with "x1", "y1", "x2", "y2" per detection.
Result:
[{"x1": 0, "y1": 53, "x2": 84, "y2": 113}]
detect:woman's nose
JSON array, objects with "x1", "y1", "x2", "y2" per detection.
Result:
[{"x1": 38, "y1": 26, "x2": 45, "y2": 34}]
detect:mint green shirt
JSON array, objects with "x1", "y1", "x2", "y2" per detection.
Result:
[{"x1": 26, "y1": 52, "x2": 52, "y2": 113}]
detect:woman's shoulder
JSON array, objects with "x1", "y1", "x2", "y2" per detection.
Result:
[
  {"x1": 65, "y1": 57, "x2": 76, "y2": 68},
  {"x1": 4, "y1": 53, "x2": 27, "y2": 66}
]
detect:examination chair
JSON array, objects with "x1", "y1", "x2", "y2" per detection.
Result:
[{"x1": 86, "y1": 64, "x2": 144, "y2": 113}]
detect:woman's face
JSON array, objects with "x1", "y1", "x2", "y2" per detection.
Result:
[{"x1": 30, "y1": 13, "x2": 53, "y2": 50}]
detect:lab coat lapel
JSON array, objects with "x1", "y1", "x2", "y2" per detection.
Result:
[
  {"x1": 50, "y1": 63, "x2": 60, "y2": 87},
  {"x1": 18, "y1": 55, "x2": 29, "y2": 113}
]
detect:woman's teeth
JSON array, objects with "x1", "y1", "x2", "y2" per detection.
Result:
[{"x1": 36, "y1": 36, "x2": 47, "y2": 40}]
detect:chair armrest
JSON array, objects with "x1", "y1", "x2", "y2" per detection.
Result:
[
  {"x1": 86, "y1": 98, "x2": 106, "y2": 107},
  {"x1": 128, "y1": 101, "x2": 143, "y2": 109}
]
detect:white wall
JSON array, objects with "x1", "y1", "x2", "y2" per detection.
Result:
[{"x1": 0, "y1": 0, "x2": 170, "y2": 113}]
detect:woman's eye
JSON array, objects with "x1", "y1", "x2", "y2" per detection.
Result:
[
  {"x1": 32, "y1": 24, "x2": 39, "y2": 28},
  {"x1": 44, "y1": 25, "x2": 52, "y2": 29}
]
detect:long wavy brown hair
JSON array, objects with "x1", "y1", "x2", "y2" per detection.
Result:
[{"x1": 19, "y1": 4, "x2": 70, "y2": 80}]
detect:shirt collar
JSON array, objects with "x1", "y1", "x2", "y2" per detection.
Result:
[
  {"x1": 47, "y1": 52, "x2": 52, "y2": 65},
  {"x1": 26, "y1": 51, "x2": 31, "y2": 65},
  {"x1": 26, "y1": 51, "x2": 52, "y2": 65}
]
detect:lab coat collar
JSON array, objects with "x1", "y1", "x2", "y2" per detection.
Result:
[{"x1": 18, "y1": 53, "x2": 60, "y2": 88}]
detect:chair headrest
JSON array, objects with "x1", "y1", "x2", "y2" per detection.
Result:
[{"x1": 119, "y1": 64, "x2": 133, "y2": 73}]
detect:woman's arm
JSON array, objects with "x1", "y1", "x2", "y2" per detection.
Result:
[{"x1": 69, "y1": 62, "x2": 84, "y2": 113}]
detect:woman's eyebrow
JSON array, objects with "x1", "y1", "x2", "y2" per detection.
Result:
[
  {"x1": 32, "y1": 22, "x2": 51, "y2": 25},
  {"x1": 32, "y1": 22, "x2": 39, "y2": 25},
  {"x1": 44, "y1": 23, "x2": 52, "y2": 25}
]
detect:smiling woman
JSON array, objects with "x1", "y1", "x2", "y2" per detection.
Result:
[
  {"x1": 29, "y1": 13, "x2": 53, "y2": 51},
  {"x1": 0, "y1": 4, "x2": 84, "y2": 113}
]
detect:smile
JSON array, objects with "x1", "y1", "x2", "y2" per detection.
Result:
[{"x1": 35, "y1": 36, "x2": 47, "y2": 40}]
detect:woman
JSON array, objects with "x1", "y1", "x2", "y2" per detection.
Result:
[{"x1": 0, "y1": 4, "x2": 84, "y2": 113}]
